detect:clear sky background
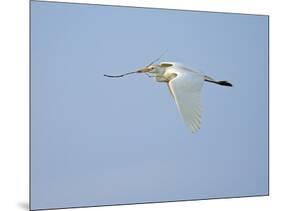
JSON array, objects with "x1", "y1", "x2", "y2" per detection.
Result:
[{"x1": 31, "y1": 1, "x2": 268, "y2": 210}]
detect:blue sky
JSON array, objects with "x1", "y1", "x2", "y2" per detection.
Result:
[{"x1": 31, "y1": 1, "x2": 268, "y2": 210}]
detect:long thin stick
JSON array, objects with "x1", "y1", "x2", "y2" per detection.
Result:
[
  {"x1": 103, "y1": 71, "x2": 139, "y2": 78},
  {"x1": 104, "y1": 50, "x2": 167, "y2": 78},
  {"x1": 146, "y1": 50, "x2": 168, "y2": 67}
]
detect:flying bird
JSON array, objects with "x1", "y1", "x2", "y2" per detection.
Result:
[{"x1": 104, "y1": 62, "x2": 232, "y2": 133}]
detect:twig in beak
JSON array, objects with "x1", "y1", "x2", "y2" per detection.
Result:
[
  {"x1": 104, "y1": 50, "x2": 167, "y2": 78},
  {"x1": 104, "y1": 71, "x2": 139, "y2": 78},
  {"x1": 145, "y1": 50, "x2": 168, "y2": 67}
]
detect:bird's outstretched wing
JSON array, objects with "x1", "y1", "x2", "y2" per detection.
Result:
[{"x1": 168, "y1": 72, "x2": 204, "y2": 133}]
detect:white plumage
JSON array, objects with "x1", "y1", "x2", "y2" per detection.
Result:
[{"x1": 137, "y1": 62, "x2": 232, "y2": 133}]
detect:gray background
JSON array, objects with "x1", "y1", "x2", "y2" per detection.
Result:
[{"x1": 31, "y1": 1, "x2": 268, "y2": 210}]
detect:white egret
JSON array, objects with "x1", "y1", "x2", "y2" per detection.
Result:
[{"x1": 104, "y1": 62, "x2": 232, "y2": 133}]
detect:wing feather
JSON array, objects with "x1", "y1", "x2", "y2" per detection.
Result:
[{"x1": 168, "y1": 72, "x2": 204, "y2": 133}]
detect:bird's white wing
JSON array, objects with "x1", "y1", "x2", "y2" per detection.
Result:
[{"x1": 168, "y1": 72, "x2": 204, "y2": 133}]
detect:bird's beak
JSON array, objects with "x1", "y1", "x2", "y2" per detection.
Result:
[{"x1": 137, "y1": 67, "x2": 150, "y2": 73}]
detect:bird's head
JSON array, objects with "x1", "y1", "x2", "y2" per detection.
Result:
[
  {"x1": 137, "y1": 62, "x2": 174, "y2": 74},
  {"x1": 137, "y1": 64, "x2": 159, "y2": 74}
]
